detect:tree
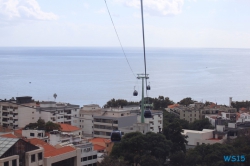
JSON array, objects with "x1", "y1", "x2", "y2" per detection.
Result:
[
  {"x1": 111, "y1": 132, "x2": 171, "y2": 166},
  {"x1": 178, "y1": 97, "x2": 196, "y2": 106},
  {"x1": 170, "y1": 151, "x2": 186, "y2": 166},
  {"x1": 185, "y1": 143, "x2": 236, "y2": 166},
  {"x1": 144, "y1": 96, "x2": 174, "y2": 110},
  {"x1": 99, "y1": 156, "x2": 129, "y2": 166},
  {"x1": 103, "y1": 98, "x2": 139, "y2": 108},
  {"x1": 45, "y1": 121, "x2": 61, "y2": 132},
  {"x1": 37, "y1": 119, "x2": 45, "y2": 130},
  {"x1": 163, "y1": 121, "x2": 188, "y2": 153},
  {"x1": 189, "y1": 118, "x2": 214, "y2": 131}
]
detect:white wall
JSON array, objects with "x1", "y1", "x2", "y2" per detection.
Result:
[{"x1": 18, "y1": 107, "x2": 39, "y2": 128}]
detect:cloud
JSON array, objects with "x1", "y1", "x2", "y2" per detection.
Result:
[
  {"x1": 0, "y1": 0, "x2": 58, "y2": 21},
  {"x1": 117, "y1": 0, "x2": 184, "y2": 16}
]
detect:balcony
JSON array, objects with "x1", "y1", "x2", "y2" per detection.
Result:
[{"x1": 2, "y1": 113, "x2": 8, "y2": 117}]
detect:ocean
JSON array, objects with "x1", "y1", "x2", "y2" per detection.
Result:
[{"x1": 0, "y1": 47, "x2": 249, "y2": 107}]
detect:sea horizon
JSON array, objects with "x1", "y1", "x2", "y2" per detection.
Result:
[{"x1": 1, "y1": 47, "x2": 250, "y2": 107}]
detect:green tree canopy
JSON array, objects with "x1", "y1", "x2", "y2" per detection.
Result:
[
  {"x1": 103, "y1": 98, "x2": 139, "y2": 108},
  {"x1": 163, "y1": 121, "x2": 188, "y2": 153},
  {"x1": 189, "y1": 118, "x2": 214, "y2": 131},
  {"x1": 24, "y1": 119, "x2": 61, "y2": 132},
  {"x1": 144, "y1": 96, "x2": 174, "y2": 110},
  {"x1": 185, "y1": 143, "x2": 236, "y2": 166},
  {"x1": 178, "y1": 97, "x2": 196, "y2": 106},
  {"x1": 99, "y1": 156, "x2": 129, "y2": 166},
  {"x1": 111, "y1": 132, "x2": 171, "y2": 166},
  {"x1": 45, "y1": 121, "x2": 61, "y2": 132}
]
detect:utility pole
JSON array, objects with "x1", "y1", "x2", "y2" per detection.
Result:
[{"x1": 137, "y1": 74, "x2": 149, "y2": 123}]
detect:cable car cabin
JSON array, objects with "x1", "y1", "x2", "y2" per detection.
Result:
[
  {"x1": 133, "y1": 90, "x2": 138, "y2": 96},
  {"x1": 111, "y1": 130, "x2": 122, "y2": 142},
  {"x1": 146, "y1": 85, "x2": 151, "y2": 90},
  {"x1": 144, "y1": 109, "x2": 152, "y2": 118}
]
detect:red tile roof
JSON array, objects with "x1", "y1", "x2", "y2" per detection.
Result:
[
  {"x1": 45, "y1": 146, "x2": 75, "y2": 157},
  {"x1": 0, "y1": 133, "x2": 18, "y2": 138},
  {"x1": 90, "y1": 138, "x2": 111, "y2": 144},
  {"x1": 14, "y1": 129, "x2": 22, "y2": 138},
  {"x1": 60, "y1": 124, "x2": 81, "y2": 132},
  {"x1": 93, "y1": 144, "x2": 106, "y2": 151},
  {"x1": 168, "y1": 104, "x2": 179, "y2": 108},
  {"x1": 28, "y1": 138, "x2": 75, "y2": 157}
]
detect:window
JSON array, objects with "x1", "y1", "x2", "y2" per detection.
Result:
[
  {"x1": 30, "y1": 133, "x2": 35, "y2": 137},
  {"x1": 83, "y1": 157, "x2": 87, "y2": 161},
  {"x1": 121, "y1": 114, "x2": 124, "y2": 116},
  {"x1": 93, "y1": 163, "x2": 97, "y2": 166},
  {"x1": 4, "y1": 161, "x2": 9, "y2": 166},
  {"x1": 93, "y1": 155, "x2": 97, "y2": 159},
  {"x1": 38, "y1": 152, "x2": 43, "y2": 160},
  {"x1": 31, "y1": 154, "x2": 35, "y2": 162},
  {"x1": 12, "y1": 159, "x2": 17, "y2": 166},
  {"x1": 88, "y1": 156, "x2": 92, "y2": 160},
  {"x1": 183, "y1": 114, "x2": 185, "y2": 117}
]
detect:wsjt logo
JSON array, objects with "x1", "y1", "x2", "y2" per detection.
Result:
[{"x1": 224, "y1": 155, "x2": 245, "y2": 162}]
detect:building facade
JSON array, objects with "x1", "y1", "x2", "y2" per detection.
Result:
[
  {"x1": 0, "y1": 97, "x2": 39, "y2": 129},
  {"x1": 36, "y1": 101, "x2": 79, "y2": 127}
]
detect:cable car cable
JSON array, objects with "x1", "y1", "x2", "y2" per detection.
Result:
[{"x1": 104, "y1": 0, "x2": 136, "y2": 78}]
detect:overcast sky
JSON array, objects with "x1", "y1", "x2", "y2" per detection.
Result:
[{"x1": 0, "y1": 0, "x2": 250, "y2": 48}]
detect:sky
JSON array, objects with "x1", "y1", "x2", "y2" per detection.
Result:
[{"x1": 0, "y1": 0, "x2": 250, "y2": 48}]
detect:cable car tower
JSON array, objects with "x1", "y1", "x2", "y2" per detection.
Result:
[{"x1": 137, "y1": 74, "x2": 149, "y2": 123}]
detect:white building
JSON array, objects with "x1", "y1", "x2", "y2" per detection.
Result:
[
  {"x1": 37, "y1": 101, "x2": 79, "y2": 127},
  {"x1": 138, "y1": 110, "x2": 163, "y2": 133},
  {"x1": 0, "y1": 97, "x2": 39, "y2": 129},
  {"x1": 182, "y1": 127, "x2": 227, "y2": 148},
  {"x1": 79, "y1": 105, "x2": 138, "y2": 138},
  {"x1": 237, "y1": 113, "x2": 250, "y2": 123},
  {"x1": 22, "y1": 129, "x2": 49, "y2": 142},
  {"x1": 49, "y1": 130, "x2": 97, "y2": 166}
]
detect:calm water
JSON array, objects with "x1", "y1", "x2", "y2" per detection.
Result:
[{"x1": 0, "y1": 47, "x2": 249, "y2": 107}]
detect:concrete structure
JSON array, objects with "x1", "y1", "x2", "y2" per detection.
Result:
[
  {"x1": 0, "y1": 97, "x2": 39, "y2": 129},
  {"x1": 120, "y1": 123, "x2": 150, "y2": 135},
  {"x1": 79, "y1": 105, "x2": 138, "y2": 138},
  {"x1": 22, "y1": 129, "x2": 49, "y2": 142},
  {"x1": 47, "y1": 130, "x2": 97, "y2": 166},
  {"x1": 182, "y1": 129, "x2": 226, "y2": 147},
  {"x1": 237, "y1": 113, "x2": 250, "y2": 123},
  {"x1": 167, "y1": 102, "x2": 237, "y2": 123},
  {"x1": 36, "y1": 101, "x2": 79, "y2": 127},
  {"x1": 28, "y1": 138, "x2": 81, "y2": 166}
]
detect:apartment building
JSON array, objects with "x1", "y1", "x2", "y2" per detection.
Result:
[
  {"x1": 79, "y1": 105, "x2": 137, "y2": 138},
  {"x1": 0, "y1": 97, "x2": 39, "y2": 129},
  {"x1": 48, "y1": 130, "x2": 97, "y2": 166},
  {"x1": 36, "y1": 101, "x2": 79, "y2": 127},
  {"x1": 167, "y1": 102, "x2": 237, "y2": 123}
]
